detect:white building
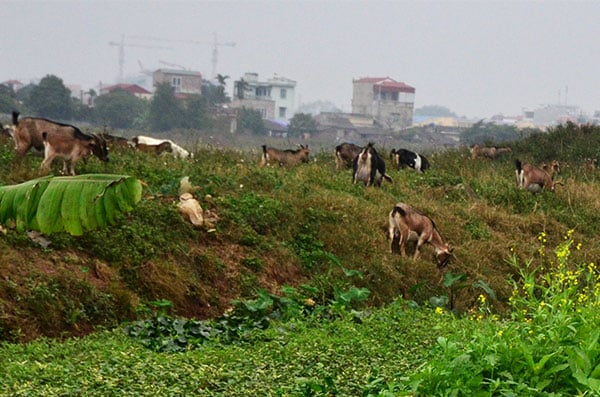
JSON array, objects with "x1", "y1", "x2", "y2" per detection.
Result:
[{"x1": 231, "y1": 72, "x2": 297, "y2": 122}]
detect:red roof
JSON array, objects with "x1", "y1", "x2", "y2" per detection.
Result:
[
  {"x1": 354, "y1": 76, "x2": 415, "y2": 93},
  {"x1": 104, "y1": 83, "x2": 151, "y2": 95}
]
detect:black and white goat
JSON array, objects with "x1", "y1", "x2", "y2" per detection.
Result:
[
  {"x1": 352, "y1": 143, "x2": 393, "y2": 186},
  {"x1": 390, "y1": 148, "x2": 430, "y2": 173},
  {"x1": 388, "y1": 202, "x2": 453, "y2": 268}
]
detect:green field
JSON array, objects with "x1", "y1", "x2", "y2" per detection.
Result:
[{"x1": 2, "y1": 123, "x2": 600, "y2": 395}]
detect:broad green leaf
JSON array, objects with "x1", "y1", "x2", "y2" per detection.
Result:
[{"x1": 0, "y1": 174, "x2": 142, "y2": 236}]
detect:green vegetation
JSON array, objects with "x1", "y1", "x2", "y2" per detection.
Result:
[{"x1": 2, "y1": 123, "x2": 600, "y2": 394}]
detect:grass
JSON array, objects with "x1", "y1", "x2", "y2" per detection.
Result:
[{"x1": 3, "y1": 123, "x2": 600, "y2": 393}]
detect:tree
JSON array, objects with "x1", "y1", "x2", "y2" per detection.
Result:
[
  {"x1": 460, "y1": 121, "x2": 521, "y2": 146},
  {"x1": 201, "y1": 80, "x2": 229, "y2": 105},
  {"x1": 25, "y1": 75, "x2": 73, "y2": 120},
  {"x1": 182, "y1": 94, "x2": 211, "y2": 130},
  {"x1": 288, "y1": 113, "x2": 317, "y2": 137},
  {"x1": 239, "y1": 108, "x2": 266, "y2": 135},
  {"x1": 414, "y1": 105, "x2": 457, "y2": 118},
  {"x1": 0, "y1": 85, "x2": 18, "y2": 114},
  {"x1": 235, "y1": 78, "x2": 250, "y2": 100},
  {"x1": 148, "y1": 83, "x2": 184, "y2": 132},
  {"x1": 95, "y1": 89, "x2": 148, "y2": 129},
  {"x1": 216, "y1": 74, "x2": 229, "y2": 101}
]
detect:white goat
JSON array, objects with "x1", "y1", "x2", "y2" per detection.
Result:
[{"x1": 133, "y1": 135, "x2": 192, "y2": 159}]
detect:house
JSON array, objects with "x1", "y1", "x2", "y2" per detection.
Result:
[
  {"x1": 314, "y1": 112, "x2": 390, "y2": 142},
  {"x1": 1, "y1": 79, "x2": 24, "y2": 92},
  {"x1": 231, "y1": 72, "x2": 297, "y2": 122},
  {"x1": 152, "y1": 69, "x2": 203, "y2": 98},
  {"x1": 351, "y1": 77, "x2": 415, "y2": 131},
  {"x1": 99, "y1": 83, "x2": 152, "y2": 100}
]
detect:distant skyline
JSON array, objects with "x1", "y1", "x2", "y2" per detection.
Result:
[{"x1": 2, "y1": 0, "x2": 599, "y2": 119}]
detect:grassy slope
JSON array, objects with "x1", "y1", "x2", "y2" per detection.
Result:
[{"x1": 1, "y1": 124, "x2": 600, "y2": 344}]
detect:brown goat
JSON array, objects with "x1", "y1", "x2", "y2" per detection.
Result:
[
  {"x1": 335, "y1": 142, "x2": 362, "y2": 170},
  {"x1": 388, "y1": 202, "x2": 453, "y2": 267},
  {"x1": 470, "y1": 144, "x2": 512, "y2": 159},
  {"x1": 41, "y1": 130, "x2": 109, "y2": 175},
  {"x1": 133, "y1": 139, "x2": 173, "y2": 155},
  {"x1": 260, "y1": 144, "x2": 310, "y2": 167},
  {"x1": 516, "y1": 159, "x2": 561, "y2": 193},
  {"x1": 11, "y1": 111, "x2": 108, "y2": 174}
]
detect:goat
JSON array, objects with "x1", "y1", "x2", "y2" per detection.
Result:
[
  {"x1": 353, "y1": 143, "x2": 393, "y2": 186},
  {"x1": 132, "y1": 137, "x2": 173, "y2": 155},
  {"x1": 390, "y1": 148, "x2": 430, "y2": 172},
  {"x1": 132, "y1": 135, "x2": 192, "y2": 158},
  {"x1": 260, "y1": 144, "x2": 310, "y2": 167},
  {"x1": 10, "y1": 111, "x2": 108, "y2": 174},
  {"x1": 388, "y1": 202, "x2": 453, "y2": 268},
  {"x1": 584, "y1": 158, "x2": 598, "y2": 171},
  {"x1": 335, "y1": 142, "x2": 362, "y2": 170},
  {"x1": 41, "y1": 130, "x2": 109, "y2": 175},
  {"x1": 99, "y1": 132, "x2": 129, "y2": 150},
  {"x1": 515, "y1": 159, "x2": 561, "y2": 193},
  {"x1": 470, "y1": 144, "x2": 512, "y2": 160}
]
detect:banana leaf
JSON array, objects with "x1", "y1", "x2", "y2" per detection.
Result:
[{"x1": 0, "y1": 174, "x2": 142, "y2": 236}]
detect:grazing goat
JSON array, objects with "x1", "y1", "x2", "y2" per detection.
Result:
[
  {"x1": 388, "y1": 202, "x2": 453, "y2": 268},
  {"x1": 132, "y1": 135, "x2": 192, "y2": 158},
  {"x1": 515, "y1": 159, "x2": 561, "y2": 193},
  {"x1": 260, "y1": 144, "x2": 310, "y2": 167},
  {"x1": 10, "y1": 111, "x2": 108, "y2": 174},
  {"x1": 390, "y1": 148, "x2": 430, "y2": 172},
  {"x1": 99, "y1": 132, "x2": 129, "y2": 149},
  {"x1": 584, "y1": 158, "x2": 598, "y2": 171},
  {"x1": 132, "y1": 137, "x2": 173, "y2": 155},
  {"x1": 41, "y1": 130, "x2": 109, "y2": 175},
  {"x1": 353, "y1": 142, "x2": 393, "y2": 186},
  {"x1": 335, "y1": 142, "x2": 362, "y2": 170},
  {"x1": 470, "y1": 144, "x2": 512, "y2": 160}
]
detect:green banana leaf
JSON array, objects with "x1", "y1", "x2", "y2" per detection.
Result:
[{"x1": 0, "y1": 174, "x2": 143, "y2": 236}]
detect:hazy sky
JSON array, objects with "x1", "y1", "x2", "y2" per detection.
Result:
[{"x1": 2, "y1": 0, "x2": 599, "y2": 118}]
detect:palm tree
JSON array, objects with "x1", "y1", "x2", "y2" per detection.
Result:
[
  {"x1": 216, "y1": 74, "x2": 229, "y2": 101},
  {"x1": 235, "y1": 78, "x2": 250, "y2": 100}
]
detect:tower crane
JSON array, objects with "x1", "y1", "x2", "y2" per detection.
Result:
[
  {"x1": 108, "y1": 36, "x2": 172, "y2": 83},
  {"x1": 128, "y1": 32, "x2": 236, "y2": 79}
]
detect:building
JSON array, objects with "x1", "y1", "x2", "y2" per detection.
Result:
[
  {"x1": 351, "y1": 77, "x2": 415, "y2": 131},
  {"x1": 1, "y1": 79, "x2": 24, "y2": 92},
  {"x1": 152, "y1": 69, "x2": 203, "y2": 98},
  {"x1": 99, "y1": 83, "x2": 152, "y2": 100},
  {"x1": 231, "y1": 72, "x2": 297, "y2": 122}
]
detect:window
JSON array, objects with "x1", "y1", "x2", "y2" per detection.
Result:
[
  {"x1": 171, "y1": 77, "x2": 181, "y2": 92},
  {"x1": 280, "y1": 88, "x2": 287, "y2": 99},
  {"x1": 256, "y1": 87, "x2": 271, "y2": 97},
  {"x1": 279, "y1": 107, "x2": 286, "y2": 118}
]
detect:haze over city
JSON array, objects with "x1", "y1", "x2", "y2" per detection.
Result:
[{"x1": 2, "y1": 0, "x2": 599, "y2": 119}]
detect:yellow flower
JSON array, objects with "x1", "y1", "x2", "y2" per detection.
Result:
[
  {"x1": 478, "y1": 294, "x2": 486, "y2": 304},
  {"x1": 497, "y1": 330, "x2": 503, "y2": 337},
  {"x1": 435, "y1": 307, "x2": 444, "y2": 315}
]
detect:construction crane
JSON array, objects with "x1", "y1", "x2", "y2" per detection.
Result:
[
  {"x1": 109, "y1": 36, "x2": 172, "y2": 83},
  {"x1": 128, "y1": 32, "x2": 236, "y2": 79},
  {"x1": 159, "y1": 60, "x2": 188, "y2": 70}
]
